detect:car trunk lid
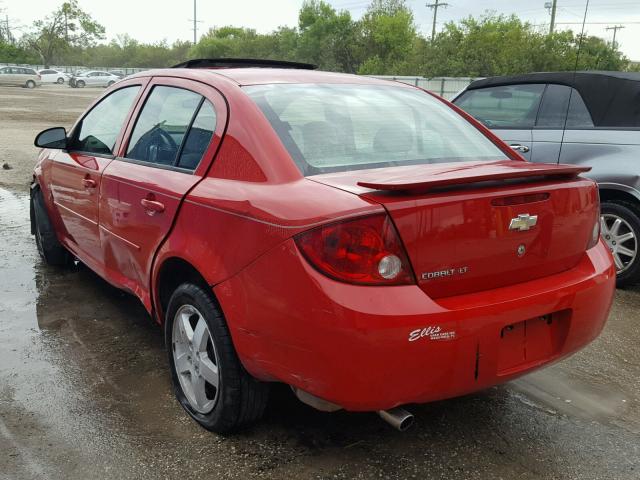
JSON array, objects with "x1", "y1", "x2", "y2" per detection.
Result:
[{"x1": 309, "y1": 161, "x2": 599, "y2": 298}]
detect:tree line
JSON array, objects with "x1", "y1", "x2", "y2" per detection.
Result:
[{"x1": 0, "y1": 0, "x2": 634, "y2": 76}]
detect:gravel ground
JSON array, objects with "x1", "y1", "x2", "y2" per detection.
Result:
[{"x1": 0, "y1": 85, "x2": 639, "y2": 480}]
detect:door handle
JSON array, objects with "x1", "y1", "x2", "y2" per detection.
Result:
[
  {"x1": 140, "y1": 197, "x2": 165, "y2": 215},
  {"x1": 82, "y1": 178, "x2": 97, "y2": 189},
  {"x1": 510, "y1": 144, "x2": 530, "y2": 153}
]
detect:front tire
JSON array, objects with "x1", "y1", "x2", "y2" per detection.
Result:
[
  {"x1": 601, "y1": 201, "x2": 640, "y2": 287},
  {"x1": 76, "y1": 80, "x2": 85, "y2": 88},
  {"x1": 165, "y1": 283, "x2": 268, "y2": 433},
  {"x1": 56, "y1": 77, "x2": 64, "y2": 84},
  {"x1": 31, "y1": 187, "x2": 70, "y2": 266}
]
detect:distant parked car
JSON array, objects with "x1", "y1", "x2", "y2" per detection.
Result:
[
  {"x1": 0, "y1": 66, "x2": 41, "y2": 88},
  {"x1": 38, "y1": 69, "x2": 70, "y2": 84},
  {"x1": 453, "y1": 71, "x2": 640, "y2": 286},
  {"x1": 108, "y1": 70, "x2": 126, "y2": 78},
  {"x1": 69, "y1": 70, "x2": 120, "y2": 88}
]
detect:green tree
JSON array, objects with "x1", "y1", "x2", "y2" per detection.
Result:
[
  {"x1": 297, "y1": 1, "x2": 358, "y2": 72},
  {"x1": 357, "y1": 0, "x2": 418, "y2": 74},
  {"x1": 25, "y1": 0, "x2": 105, "y2": 67}
]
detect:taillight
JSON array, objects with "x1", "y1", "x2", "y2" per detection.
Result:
[
  {"x1": 587, "y1": 193, "x2": 601, "y2": 250},
  {"x1": 295, "y1": 214, "x2": 415, "y2": 285}
]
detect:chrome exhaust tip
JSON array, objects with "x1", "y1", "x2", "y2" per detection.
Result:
[{"x1": 377, "y1": 407, "x2": 414, "y2": 431}]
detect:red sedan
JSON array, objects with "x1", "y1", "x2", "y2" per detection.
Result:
[{"x1": 30, "y1": 59, "x2": 615, "y2": 432}]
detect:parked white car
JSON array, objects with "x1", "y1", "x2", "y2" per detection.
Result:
[
  {"x1": 69, "y1": 70, "x2": 120, "y2": 88},
  {"x1": 38, "y1": 69, "x2": 70, "y2": 84},
  {"x1": 0, "y1": 66, "x2": 41, "y2": 88}
]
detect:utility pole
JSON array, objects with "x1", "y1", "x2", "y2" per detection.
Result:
[
  {"x1": 188, "y1": 0, "x2": 202, "y2": 45},
  {"x1": 426, "y1": 0, "x2": 449, "y2": 42},
  {"x1": 606, "y1": 25, "x2": 625, "y2": 49},
  {"x1": 549, "y1": 0, "x2": 557, "y2": 34}
]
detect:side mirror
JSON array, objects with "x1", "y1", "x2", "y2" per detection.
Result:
[{"x1": 35, "y1": 127, "x2": 67, "y2": 149}]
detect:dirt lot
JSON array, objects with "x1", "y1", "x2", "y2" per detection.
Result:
[{"x1": 1, "y1": 85, "x2": 639, "y2": 480}]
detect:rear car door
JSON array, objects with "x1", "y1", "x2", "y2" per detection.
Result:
[
  {"x1": 48, "y1": 81, "x2": 146, "y2": 269},
  {"x1": 531, "y1": 84, "x2": 593, "y2": 164},
  {"x1": 0, "y1": 67, "x2": 10, "y2": 85},
  {"x1": 453, "y1": 84, "x2": 545, "y2": 160},
  {"x1": 99, "y1": 77, "x2": 226, "y2": 309}
]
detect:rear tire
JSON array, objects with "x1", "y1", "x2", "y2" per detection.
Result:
[
  {"x1": 107, "y1": 80, "x2": 115, "y2": 87},
  {"x1": 31, "y1": 187, "x2": 70, "y2": 266},
  {"x1": 601, "y1": 201, "x2": 640, "y2": 287},
  {"x1": 25, "y1": 80, "x2": 36, "y2": 89},
  {"x1": 165, "y1": 283, "x2": 268, "y2": 434}
]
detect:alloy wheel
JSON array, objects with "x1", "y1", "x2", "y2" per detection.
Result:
[
  {"x1": 172, "y1": 304, "x2": 220, "y2": 414},
  {"x1": 601, "y1": 213, "x2": 637, "y2": 273}
]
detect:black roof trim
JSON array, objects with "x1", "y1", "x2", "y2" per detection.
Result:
[
  {"x1": 467, "y1": 71, "x2": 640, "y2": 90},
  {"x1": 172, "y1": 58, "x2": 317, "y2": 70}
]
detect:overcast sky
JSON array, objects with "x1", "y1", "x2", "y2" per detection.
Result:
[{"x1": 3, "y1": 0, "x2": 640, "y2": 61}]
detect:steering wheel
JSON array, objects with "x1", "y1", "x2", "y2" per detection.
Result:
[{"x1": 131, "y1": 126, "x2": 178, "y2": 164}]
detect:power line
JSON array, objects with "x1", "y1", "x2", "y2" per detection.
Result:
[{"x1": 426, "y1": 0, "x2": 449, "y2": 41}]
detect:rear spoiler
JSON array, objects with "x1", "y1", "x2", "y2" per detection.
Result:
[{"x1": 357, "y1": 161, "x2": 591, "y2": 192}]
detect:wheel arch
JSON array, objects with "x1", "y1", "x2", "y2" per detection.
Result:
[
  {"x1": 154, "y1": 256, "x2": 213, "y2": 325},
  {"x1": 599, "y1": 184, "x2": 640, "y2": 206}
]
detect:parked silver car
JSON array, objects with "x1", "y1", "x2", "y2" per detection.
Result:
[
  {"x1": 453, "y1": 71, "x2": 640, "y2": 286},
  {"x1": 0, "y1": 66, "x2": 41, "y2": 88},
  {"x1": 69, "y1": 70, "x2": 120, "y2": 88}
]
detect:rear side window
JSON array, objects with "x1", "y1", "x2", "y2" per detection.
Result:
[
  {"x1": 246, "y1": 84, "x2": 508, "y2": 176},
  {"x1": 126, "y1": 86, "x2": 204, "y2": 167},
  {"x1": 177, "y1": 100, "x2": 216, "y2": 170},
  {"x1": 536, "y1": 84, "x2": 593, "y2": 128},
  {"x1": 455, "y1": 84, "x2": 545, "y2": 129},
  {"x1": 69, "y1": 86, "x2": 140, "y2": 155}
]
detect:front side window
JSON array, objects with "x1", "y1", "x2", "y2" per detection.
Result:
[
  {"x1": 246, "y1": 84, "x2": 508, "y2": 176},
  {"x1": 126, "y1": 86, "x2": 203, "y2": 166},
  {"x1": 455, "y1": 84, "x2": 545, "y2": 129},
  {"x1": 69, "y1": 86, "x2": 140, "y2": 155}
]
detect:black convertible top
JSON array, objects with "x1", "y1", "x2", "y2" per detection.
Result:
[{"x1": 466, "y1": 71, "x2": 640, "y2": 127}]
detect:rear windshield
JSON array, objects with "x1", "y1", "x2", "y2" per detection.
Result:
[{"x1": 245, "y1": 84, "x2": 508, "y2": 176}]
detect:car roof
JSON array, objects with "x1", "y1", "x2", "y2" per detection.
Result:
[
  {"x1": 465, "y1": 71, "x2": 640, "y2": 128},
  {"x1": 130, "y1": 67, "x2": 411, "y2": 88}
]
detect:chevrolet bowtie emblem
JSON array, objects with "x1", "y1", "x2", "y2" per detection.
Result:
[{"x1": 509, "y1": 213, "x2": 538, "y2": 232}]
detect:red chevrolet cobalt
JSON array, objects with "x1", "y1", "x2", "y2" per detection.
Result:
[{"x1": 30, "y1": 59, "x2": 615, "y2": 432}]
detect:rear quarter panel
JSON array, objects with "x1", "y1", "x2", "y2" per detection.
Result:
[{"x1": 559, "y1": 129, "x2": 640, "y2": 200}]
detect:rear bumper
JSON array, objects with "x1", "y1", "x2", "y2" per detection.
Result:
[{"x1": 215, "y1": 240, "x2": 615, "y2": 412}]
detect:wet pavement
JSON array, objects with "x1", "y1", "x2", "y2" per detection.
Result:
[
  {"x1": 1, "y1": 185, "x2": 639, "y2": 480},
  {"x1": 1, "y1": 87, "x2": 640, "y2": 479}
]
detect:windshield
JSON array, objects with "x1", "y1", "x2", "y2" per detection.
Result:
[{"x1": 245, "y1": 83, "x2": 508, "y2": 176}]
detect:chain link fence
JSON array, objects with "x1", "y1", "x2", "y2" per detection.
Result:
[
  {"x1": 0, "y1": 63, "x2": 477, "y2": 98},
  {"x1": 370, "y1": 76, "x2": 480, "y2": 99}
]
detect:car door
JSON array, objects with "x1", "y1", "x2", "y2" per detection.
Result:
[
  {"x1": 453, "y1": 84, "x2": 545, "y2": 161},
  {"x1": 0, "y1": 67, "x2": 10, "y2": 86},
  {"x1": 99, "y1": 77, "x2": 226, "y2": 309},
  {"x1": 48, "y1": 80, "x2": 147, "y2": 270}
]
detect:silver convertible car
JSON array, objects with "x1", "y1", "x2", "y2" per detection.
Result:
[{"x1": 453, "y1": 71, "x2": 640, "y2": 287}]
